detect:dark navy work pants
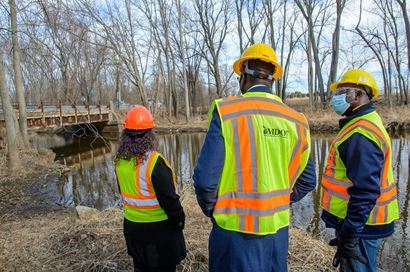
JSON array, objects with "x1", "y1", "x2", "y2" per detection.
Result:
[{"x1": 209, "y1": 222, "x2": 289, "y2": 272}]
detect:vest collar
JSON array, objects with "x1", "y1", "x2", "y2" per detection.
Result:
[
  {"x1": 246, "y1": 84, "x2": 273, "y2": 94},
  {"x1": 339, "y1": 101, "x2": 375, "y2": 129},
  {"x1": 243, "y1": 85, "x2": 282, "y2": 103}
]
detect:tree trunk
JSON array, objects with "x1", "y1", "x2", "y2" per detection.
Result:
[
  {"x1": 327, "y1": 0, "x2": 345, "y2": 99},
  {"x1": 397, "y1": 0, "x2": 410, "y2": 70},
  {"x1": 9, "y1": 0, "x2": 29, "y2": 148},
  {"x1": 177, "y1": 0, "x2": 190, "y2": 122},
  {"x1": 0, "y1": 52, "x2": 21, "y2": 169}
]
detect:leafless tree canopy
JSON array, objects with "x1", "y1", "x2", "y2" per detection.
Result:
[{"x1": 0, "y1": 0, "x2": 408, "y2": 121}]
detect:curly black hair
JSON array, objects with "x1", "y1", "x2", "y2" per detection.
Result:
[{"x1": 115, "y1": 129, "x2": 157, "y2": 164}]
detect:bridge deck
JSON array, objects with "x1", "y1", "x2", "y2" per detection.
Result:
[{"x1": 0, "y1": 105, "x2": 111, "y2": 128}]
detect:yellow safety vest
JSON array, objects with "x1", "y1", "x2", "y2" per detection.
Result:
[
  {"x1": 116, "y1": 151, "x2": 176, "y2": 223},
  {"x1": 211, "y1": 92, "x2": 311, "y2": 235},
  {"x1": 321, "y1": 111, "x2": 399, "y2": 225}
]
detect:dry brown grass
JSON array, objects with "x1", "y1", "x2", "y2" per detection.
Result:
[
  {"x1": 0, "y1": 190, "x2": 336, "y2": 272},
  {"x1": 286, "y1": 97, "x2": 410, "y2": 132}
]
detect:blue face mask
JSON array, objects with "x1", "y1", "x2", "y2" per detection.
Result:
[{"x1": 331, "y1": 94, "x2": 350, "y2": 115}]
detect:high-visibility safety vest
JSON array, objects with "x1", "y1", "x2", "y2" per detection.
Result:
[
  {"x1": 321, "y1": 111, "x2": 399, "y2": 225},
  {"x1": 211, "y1": 91, "x2": 311, "y2": 235},
  {"x1": 115, "y1": 151, "x2": 176, "y2": 223}
]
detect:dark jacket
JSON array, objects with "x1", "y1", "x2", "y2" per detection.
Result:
[{"x1": 321, "y1": 102, "x2": 395, "y2": 239}]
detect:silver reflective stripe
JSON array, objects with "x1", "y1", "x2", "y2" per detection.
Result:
[
  {"x1": 384, "y1": 208, "x2": 388, "y2": 223},
  {"x1": 138, "y1": 152, "x2": 152, "y2": 197},
  {"x1": 217, "y1": 189, "x2": 291, "y2": 201},
  {"x1": 372, "y1": 207, "x2": 378, "y2": 224},
  {"x1": 247, "y1": 116, "x2": 258, "y2": 191},
  {"x1": 240, "y1": 215, "x2": 245, "y2": 231},
  {"x1": 289, "y1": 166, "x2": 301, "y2": 188},
  {"x1": 122, "y1": 195, "x2": 159, "y2": 207},
  {"x1": 330, "y1": 150, "x2": 336, "y2": 177},
  {"x1": 323, "y1": 174, "x2": 351, "y2": 188},
  {"x1": 301, "y1": 142, "x2": 309, "y2": 153},
  {"x1": 254, "y1": 216, "x2": 259, "y2": 232},
  {"x1": 375, "y1": 195, "x2": 397, "y2": 207},
  {"x1": 381, "y1": 182, "x2": 397, "y2": 193},
  {"x1": 214, "y1": 204, "x2": 289, "y2": 216},
  {"x1": 232, "y1": 119, "x2": 243, "y2": 191},
  {"x1": 223, "y1": 109, "x2": 308, "y2": 129},
  {"x1": 218, "y1": 96, "x2": 283, "y2": 108},
  {"x1": 325, "y1": 194, "x2": 332, "y2": 210},
  {"x1": 322, "y1": 187, "x2": 349, "y2": 201}
]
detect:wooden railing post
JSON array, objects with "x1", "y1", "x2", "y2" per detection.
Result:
[
  {"x1": 40, "y1": 101, "x2": 46, "y2": 127},
  {"x1": 58, "y1": 100, "x2": 63, "y2": 126},
  {"x1": 87, "y1": 103, "x2": 91, "y2": 123},
  {"x1": 98, "y1": 102, "x2": 102, "y2": 120},
  {"x1": 73, "y1": 103, "x2": 78, "y2": 124}
]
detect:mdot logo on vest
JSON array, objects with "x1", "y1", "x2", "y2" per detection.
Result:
[{"x1": 263, "y1": 126, "x2": 289, "y2": 138}]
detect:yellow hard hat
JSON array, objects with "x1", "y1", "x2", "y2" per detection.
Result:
[
  {"x1": 330, "y1": 69, "x2": 379, "y2": 98},
  {"x1": 233, "y1": 43, "x2": 283, "y2": 79}
]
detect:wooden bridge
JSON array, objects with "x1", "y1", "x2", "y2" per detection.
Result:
[{"x1": 0, "y1": 103, "x2": 112, "y2": 128}]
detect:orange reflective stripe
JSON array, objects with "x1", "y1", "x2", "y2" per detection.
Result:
[
  {"x1": 214, "y1": 192, "x2": 289, "y2": 212},
  {"x1": 232, "y1": 119, "x2": 244, "y2": 191},
  {"x1": 376, "y1": 185, "x2": 397, "y2": 204},
  {"x1": 322, "y1": 176, "x2": 349, "y2": 198},
  {"x1": 231, "y1": 116, "x2": 258, "y2": 192},
  {"x1": 134, "y1": 163, "x2": 141, "y2": 196},
  {"x1": 322, "y1": 190, "x2": 331, "y2": 210},
  {"x1": 324, "y1": 147, "x2": 337, "y2": 177},
  {"x1": 214, "y1": 204, "x2": 289, "y2": 216},
  {"x1": 218, "y1": 97, "x2": 308, "y2": 128},
  {"x1": 244, "y1": 215, "x2": 255, "y2": 233},
  {"x1": 145, "y1": 152, "x2": 157, "y2": 196},
  {"x1": 288, "y1": 125, "x2": 307, "y2": 188},
  {"x1": 123, "y1": 202, "x2": 160, "y2": 209}
]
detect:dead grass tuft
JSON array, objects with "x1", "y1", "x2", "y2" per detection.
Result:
[{"x1": 0, "y1": 190, "x2": 336, "y2": 272}]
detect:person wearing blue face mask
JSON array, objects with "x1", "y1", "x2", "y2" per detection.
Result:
[{"x1": 322, "y1": 69, "x2": 399, "y2": 272}]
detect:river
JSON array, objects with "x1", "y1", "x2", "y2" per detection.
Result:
[{"x1": 32, "y1": 132, "x2": 409, "y2": 271}]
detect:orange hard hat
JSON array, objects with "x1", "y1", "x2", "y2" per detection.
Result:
[{"x1": 123, "y1": 105, "x2": 154, "y2": 130}]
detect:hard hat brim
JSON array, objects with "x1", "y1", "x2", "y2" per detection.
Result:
[{"x1": 233, "y1": 56, "x2": 283, "y2": 79}]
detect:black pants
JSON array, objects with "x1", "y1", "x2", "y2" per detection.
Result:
[
  {"x1": 123, "y1": 218, "x2": 185, "y2": 272},
  {"x1": 133, "y1": 258, "x2": 176, "y2": 272}
]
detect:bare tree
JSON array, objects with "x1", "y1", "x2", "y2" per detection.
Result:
[
  {"x1": 9, "y1": 0, "x2": 29, "y2": 147},
  {"x1": 0, "y1": 51, "x2": 20, "y2": 169},
  {"x1": 295, "y1": 0, "x2": 327, "y2": 106},
  {"x1": 79, "y1": 0, "x2": 148, "y2": 106},
  {"x1": 176, "y1": 0, "x2": 190, "y2": 121},
  {"x1": 194, "y1": 0, "x2": 230, "y2": 98},
  {"x1": 395, "y1": 0, "x2": 410, "y2": 70},
  {"x1": 326, "y1": 0, "x2": 348, "y2": 98}
]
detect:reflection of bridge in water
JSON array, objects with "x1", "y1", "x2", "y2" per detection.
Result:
[{"x1": 0, "y1": 104, "x2": 112, "y2": 128}]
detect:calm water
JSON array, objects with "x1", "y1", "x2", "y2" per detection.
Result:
[{"x1": 34, "y1": 132, "x2": 410, "y2": 271}]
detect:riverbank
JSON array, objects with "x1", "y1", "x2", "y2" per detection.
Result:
[{"x1": 154, "y1": 99, "x2": 410, "y2": 134}]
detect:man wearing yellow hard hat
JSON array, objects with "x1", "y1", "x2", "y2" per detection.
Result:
[
  {"x1": 322, "y1": 69, "x2": 399, "y2": 272},
  {"x1": 193, "y1": 43, "x2": 316, "y2": 271}
]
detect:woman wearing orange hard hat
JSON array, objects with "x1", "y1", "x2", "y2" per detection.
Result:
[{"x1": 115, "y1": 105, "x2": 186, "y2": 272}]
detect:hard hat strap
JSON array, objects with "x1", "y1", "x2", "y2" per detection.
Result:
[{"x1": 244, "y1": 62, "x2": 273, "y2": 81}]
